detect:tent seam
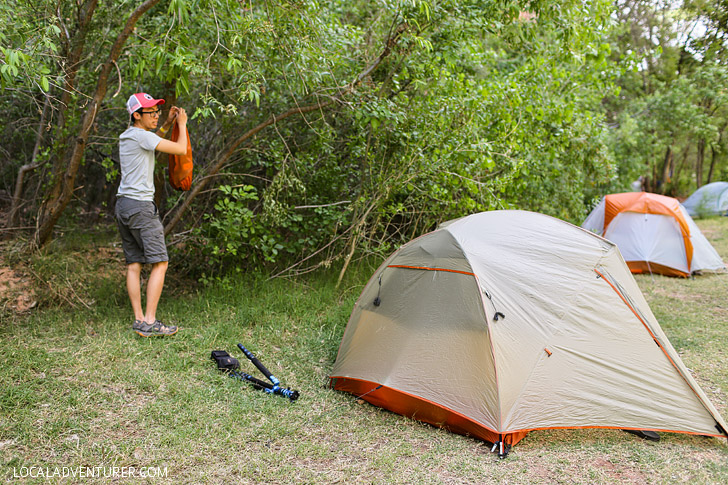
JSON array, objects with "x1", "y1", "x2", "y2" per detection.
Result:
[{"x1": 444, "y1": 230, "x2": 504, "y2": 434}]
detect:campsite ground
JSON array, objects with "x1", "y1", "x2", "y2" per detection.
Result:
[{"x1": 1, "y1": 219, "x2": 727, "y2": 484}]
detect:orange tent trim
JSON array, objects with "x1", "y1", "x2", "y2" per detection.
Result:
[
  {"x1": 625, "y1": 260, "x2": 689, "y2": 278},
  {"x1": 330, "y1": 377, "x2": 529, "y2": 446},
  {"x1": 387, "y1": 265, "x2": 475, "y2": 276},
  {"x1": 330, "y1": 376, "x2": 727, "y2": 442}
]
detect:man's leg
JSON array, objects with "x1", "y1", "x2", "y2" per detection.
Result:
[
  {"x1": 144, "y1": 261, "x2": 168, "y2": 324},
  {"x1": 126, "y1": 262, "x2": 145, "y2": 322}
]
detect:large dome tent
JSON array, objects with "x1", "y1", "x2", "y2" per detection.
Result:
[{"x1": 329, "y1": 211, "x2": 727, "y2": 457}]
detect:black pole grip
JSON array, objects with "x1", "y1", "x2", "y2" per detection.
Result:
[
  {"x1": 237, "y1": 343, "x2": 280, "y2": 386},
  {"x1": 230, "y1": 371, "x2": 270, "y2": 391},
  {"x1": 231, "y1": 371, "x2": 274, "y2": 390}
]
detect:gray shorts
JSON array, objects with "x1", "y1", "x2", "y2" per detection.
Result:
[{"x1": 115, "y1": 196, "x2": 169, "y2": 265}]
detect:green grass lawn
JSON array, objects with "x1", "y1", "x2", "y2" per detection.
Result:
[{"x1": 1, "y1": 219, "x2": 727, "y2": 483}]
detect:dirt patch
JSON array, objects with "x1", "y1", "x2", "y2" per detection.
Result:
[
  {"x1": 648, "y1": 285, "x2": 713, "y2": 303},
  {"x1": 592, "y1": 457, "x2": 647, "y2": 483},
  {"x1": 0, "y1": 258, "x2": 36, "y2": 314}
]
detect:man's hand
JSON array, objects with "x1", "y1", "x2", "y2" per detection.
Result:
[
  {"x1": 158, "y1": 106, "x2": 179, "y2": 136},
  {"x1": 176, "y1": 107, "x2": 187, "y2": 126},
  {"x1": 165, "y1": 106, "x2": 180, "y2": 125}
]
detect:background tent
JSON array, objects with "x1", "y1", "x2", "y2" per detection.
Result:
[
  {"x1": 682, "y1": 182, "x2": 728, "y2": 218},
  {"x1": 330, "y1": 211, "x2": 727, "y2": 456},
  {"x1": 582, "y1": 192, "x2": 725, "y2": 277}
]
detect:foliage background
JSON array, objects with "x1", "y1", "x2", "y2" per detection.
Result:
[{"x1": 2, "y1": 0, "x2": 728, "y2": 276}]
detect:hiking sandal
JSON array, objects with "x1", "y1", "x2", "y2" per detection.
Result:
[{"x1": 134, "y1": 319, "x2": 178, "y2": 337}]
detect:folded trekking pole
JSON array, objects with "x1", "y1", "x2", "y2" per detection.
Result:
[
  {"x1": 237, "y1": 343, "x2": 300, "y2": 401},
  {"x1": 210, "y1": 349, "x2": 299, "y2": 401}
]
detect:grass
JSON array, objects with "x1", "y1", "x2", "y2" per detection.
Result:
[{"x1": 1, "y1": 220, "x2": 727, "y2": 483}]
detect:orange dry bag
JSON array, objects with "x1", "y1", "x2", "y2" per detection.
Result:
[{"x1": 169, "y1": 124, "x2": 193, "y2": 191}]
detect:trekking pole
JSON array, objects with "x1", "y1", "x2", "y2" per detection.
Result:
[
  {"x1": 237, "y1": 343, "x2": 300, "y2": 401},
  {"x1": 237, "y1": 343, "x2": 280, "y2": 386},
  {"x1": 229, "y1": 370, "x2": 274, "y2": 392}
]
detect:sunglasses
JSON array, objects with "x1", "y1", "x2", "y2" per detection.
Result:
[{"x1": 141, "y1": 109, "x2": 162, "y2": 117}]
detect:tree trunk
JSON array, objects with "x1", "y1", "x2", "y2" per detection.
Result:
[
  {"x1": 707, "y1": 122, "x2": 727, "y2": 184},
  {"x1": 33, "y1": 0, "x2": 163, "y2": 249},
  {"x1": 6, "y1": 94, "x2": 51, "y2": 232},
  {"x1": 57, "y1": 0, "x2": 98, "y2": 128},
  {"x1": 659, "y1": 144, "x2": 673, "y2": 194},
  {"x1": 696, "y1": 138, "x2": 705, "y2": 188},
  {"x1": 46, "y1": 0, "x2": 99, "y2": 205},
  {"x1": 671, "y1": 144, "x2": 691, "y2": 190},
  {"x1": 8, "y1": 0, "x2": 97, "y2": 234},
  {"x1": 707, "y1": 144, "x2": 716, "y2": 185}
]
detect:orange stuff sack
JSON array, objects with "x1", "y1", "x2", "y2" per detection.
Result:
[{"x1": 169, "y1": 124, "x2": 193, "y2": 191}]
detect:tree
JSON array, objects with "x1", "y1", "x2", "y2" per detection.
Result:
[
  {"x1": 2, "y1": 0, "x2": 618, "y2": 278},
  {"x1": 606, "y1": 0, "x2": 728, "y2": 195},
  {"x1": 33, "y1": 0, "x2": 162, "y2": 248}
]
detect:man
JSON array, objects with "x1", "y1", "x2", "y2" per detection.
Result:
[{"x1": 116, "y1": 92, "x2": 188, "y2": 337}]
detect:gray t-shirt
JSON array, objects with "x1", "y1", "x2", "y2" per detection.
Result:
[{"x1": 117, "y1": 126, "x2": 163, "y2": 201}]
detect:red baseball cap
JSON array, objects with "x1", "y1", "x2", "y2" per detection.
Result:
[{"x1": 126, "y1": 93, "x2": 165, "y2": 114}]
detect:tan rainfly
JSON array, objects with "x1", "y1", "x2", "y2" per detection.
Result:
[{"x1": 330, "y1": 210, "x2": 728, "y2": 453}]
